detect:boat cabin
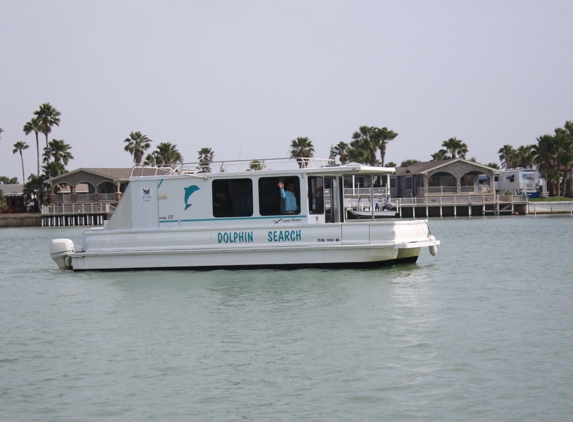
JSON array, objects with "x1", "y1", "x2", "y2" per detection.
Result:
[{"x1": 107, "y1": 158, "x2": 395, "y2": 231}]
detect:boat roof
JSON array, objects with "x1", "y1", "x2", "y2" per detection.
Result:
[{"x1": 129, "y1": 158, "x2": 396, "y2": 180}]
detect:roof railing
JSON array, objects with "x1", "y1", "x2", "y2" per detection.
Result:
[{"x1": 132, "y1": 157, "x2": 337, "y2": 176}]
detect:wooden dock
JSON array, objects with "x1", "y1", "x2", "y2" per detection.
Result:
[{"x1": 40, "y1": 203, "x2": 114, "y2": 227}]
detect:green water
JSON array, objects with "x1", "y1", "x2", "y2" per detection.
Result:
[{"x1": 1, "y1": 216, "x2": 572, "y2": 421}]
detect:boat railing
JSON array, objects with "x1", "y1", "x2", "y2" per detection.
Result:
[
  {"x1": 131, "y1": 157, "x2": 337, "y2": 175},
  {"x1": 130, "y1": 165, "x2": 180, "y2": 177}
]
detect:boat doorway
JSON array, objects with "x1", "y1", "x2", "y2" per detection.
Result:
[{"x1": 324, "y1": 176, "x2": 343, "y2": 223}]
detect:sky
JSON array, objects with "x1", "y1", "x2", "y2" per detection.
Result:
[{"x1": 1, "y1": 0, "x2": 572, "y2": 181}]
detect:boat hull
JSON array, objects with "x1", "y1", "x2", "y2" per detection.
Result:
[{"x1": 58, "y1": 220, "x2": 438, "y2": 271}]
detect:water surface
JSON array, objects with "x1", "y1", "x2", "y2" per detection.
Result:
[{"x1": 1, "y1": 216, "x2": 572, "y2": 421}]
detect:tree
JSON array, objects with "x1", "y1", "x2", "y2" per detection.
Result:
[
  {"x1": 153, "y1": 142, "x2": 183, "y2": 165},
  {"x1": 515, "y1": 145, "x2": 535, "y2": 169},
  {"x1": 430, "y1": 149, "x2": 449, "y2": 161},
  {"x1": 23, "y1": 117, "x2": 43, "y2": 176},
  {"x1": 0, "y1": 127, "x2": 3, "y2": 141},
  {"x1": 289, "y1": 137, "x2": 315, "y2": 168},
  {"x1": 498, "y1": 144, "x2": 517, "y2": 170},
  {"x1": 124, "y1": 131, "x2": 152, "y2": 165},
  {"x1": 351, "y1": 126, "x2": 380, "y2": 167},
  {"x1": 12, "y1": 141, "x2": 29, "y2": 184},
  {"x1": 42, "y1": 161, "x2": 67, "y2": 178},
  {"x1": 0, "y1": 188, "x2": 7, "y2": 210},
  {"x1": 33, "y1": 103, "x2": 61, "y2": 148},
  {"x1": 400, "y1": 159, "x2": 419, "y2": 167},
  {"x1": 23, "y1": 173, "x2": 49, "y2": 211},
  {"x1": 248, "y1": 159, "x2": 264, "y2": 171},
  {"x1": 0, "y1": 176, "x2": 18, "y2": 184},
  {"x1": 197, "y1": 147, "x2": 214, "y2": 173},
  {"x1": 329, "y1": 141, "x2": 350, "y2": 164},
  {"x1": 376, "y1": 127, "x2": 399, "y2": 166},
  {"x1": 346, "y1": 144, "x2": 368, "y2": 164},
  {"x1": 531, "y1": 123, "x2": 573, "y2": 197},
  {"x1": 486, "y1": 162, "x2": 500, "y2": 169},
  {"x1": 561, "y1": 121, "x2": 573, "y2": 196},
  {"x1": 441, "y1": 137, "x2": 468, "y2": 159},
  {"x1": 43, "y1": 139, "x2": 74, "y2": 167},
  {"x1": 553, "y1": 127, "x2": 573, "y2": 196},
  {"x1": 386, "y1": 161, "x2": 397, "y2": 167},
  {"x1": 532, "y1": 134, "x2": 558, "y2": 195}
]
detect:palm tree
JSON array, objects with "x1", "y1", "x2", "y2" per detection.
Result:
[
  {"x1": 351, "y1": 126, "x2": 380, "y2": 167},
  {"x1": 514, "y1": 145, "x2": 535, "y2": 169},
  {"x1": 43, "y1": 139, "x2": 74, "y2": 166},
  {"x1": 12, "y1": 141, "x2": 29, "y2": 184},
  {"x1": 532, "y1": 134, "x2": 559, "y2": 196},
  {"x1": 289, "y1": 137, "x2": 315, "y2": 168},
  {"x1": 400, "y1": 159, "x2": 419, "y2": 167},
  {"x1": 197, "y1": 147, "x2": 215, "y2": 173},
  {"x1": 376, "y1": 127, "x2": 399, "y2": 166},
  {"x1": 486, "y1": 162, "x2": 500, "y2": 169},
  {"x1": 430, "y1": 149, "x2": 448, "y2": 161},
  {"x1": 33, "y1": 103, "x2": 61, "y2": 148},
  {"x1": 23, "y1": 173, "x2": 49, "y2": 211},
  {"x1": 124, "y1": 131, "x2": 152, "y2": 165},
  {"x1": 441, "y1": 137, "x2": 468, "y2": 159},
  {"x1": 42, "y1": 161, "x2": 67, "y2": 178},
  {"x1": 248, "y1": 159, "x2": 265, "y2": 171},
  {"x1": 143, "y1": 153, "x2": 158, "y2": 166},
  {"x1": 154, "y1": 142, "x2": 183, "y2": 165},
  {"x1": 498, "y1": 144, "x2": 517, "y2": 170},
  {"x1": 329, "y1": 141, "x2": 350, "y2": 164},
  {"x1": 561, "y1": 121, "x2": 573, "y2": 196},
  {"x1": 552, "y1": 128, "x2": 573, "y2": 196},
  {"x1": 23, "y1": 117, "x2": 43, "y2": 176}
]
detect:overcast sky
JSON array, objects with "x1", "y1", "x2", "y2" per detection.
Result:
[{"x1": 1, "y1": 0, "x2": 572, "y2": 181}]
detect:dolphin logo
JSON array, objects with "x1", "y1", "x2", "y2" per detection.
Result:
[{"x1": 184, "y1": 185, "x2": 200, "y2": 210}]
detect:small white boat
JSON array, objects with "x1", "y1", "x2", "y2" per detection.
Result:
[{"x1": 50, "y1": 158, "x2": 439, "y2": 271}]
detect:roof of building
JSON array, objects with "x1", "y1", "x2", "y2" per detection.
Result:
[
  {"x1": 0, "y1": 184, "x2": 24, "y2": 196},
  {"x1": 47, "y1": 167, "x2": 173, "y2": 186},
  {"x1": 394, "y1": 158, "x2": 497, "y2": 175}
]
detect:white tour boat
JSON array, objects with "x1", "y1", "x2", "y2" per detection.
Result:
[{"x1": 50, "y1": 158, "x2": 439, "y2": 271}]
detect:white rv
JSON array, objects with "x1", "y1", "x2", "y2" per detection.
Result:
[{"x1": 494, "y1": 169, "x2": 542, "y2": 197}]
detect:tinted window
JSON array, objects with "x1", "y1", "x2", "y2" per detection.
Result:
[
  {"x1": 212, "y1": 179, "x2": 253, "y2": 217},
  {"x1": 259, "y1": 176, "x2": 300, "y2": 215},
  {"x1": 308, "y1": 176, "x2": 324, "y2": 214}
]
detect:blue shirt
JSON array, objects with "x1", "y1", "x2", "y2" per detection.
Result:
[{"x1": 280, "y1": 189, "x2": 299, "y2": 212}]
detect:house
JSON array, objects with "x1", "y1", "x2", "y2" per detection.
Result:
[
  {"x1": 0, "y1": 184, "x2": 26, "y2": 213},
  {"x1": 390, "y1": 158, "x2": 497, "y2": 197},
  {"x1": 46, "y1": 167, "x2": 172, "y2": 206}
]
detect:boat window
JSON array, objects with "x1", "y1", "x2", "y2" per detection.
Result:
[
  {"x1": 212, "y1": 179, "x2": 253, "y2": 217},
  {"x1": 258, "y1": 176, "x2": 300, "y2": 216},
  {"x1": 308, "y1": 176, "x2": 324, "y2": 215}
]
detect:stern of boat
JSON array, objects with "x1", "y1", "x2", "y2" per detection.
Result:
[{"x1": 50, "y1": 238, "x2": 75, "y2": 270}]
